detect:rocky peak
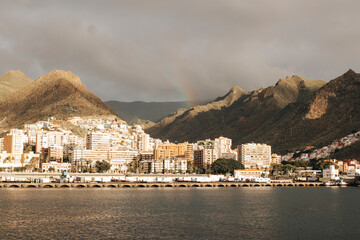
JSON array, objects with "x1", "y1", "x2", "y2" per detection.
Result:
[{"x1": 35, "y1": 70, "x2": 86, "y2": 91}]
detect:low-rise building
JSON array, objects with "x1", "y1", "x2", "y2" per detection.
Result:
[
  {"x1": 322, "y1": 165, "x2": 339, "y2": 180},
  {"x1": 142, "y1": 158, "x2": 187, "y2": 174},
  {"x1": 42, "y1": 161, "x2": 71, "y2": 173},
  {"x1": 234, "y1": 169, "x2": 267, "y2": 181}
]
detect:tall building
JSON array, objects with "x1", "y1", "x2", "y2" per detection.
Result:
[
  {"x1": 4, "y1": 129, "x2": 25, "y2": 154},
  {"x1": 215, "y1": 136, "x2": 232, "y2": 155},
  {"x1": 137, "y1": 133, "x2": 150, "y2": 152},
  {"x1": 237, "y1": 143, "x2": 271, "y2": 169},
  {"x1": 197, "y1": 137, "x2": 233, "y2": 159},
  {"x1": 194, "y1": 148, "x2": 219, "y2": 170},
  {"x1": 86, "y1": 132, "x2": 110, "y2": 151},
  {"x1": 36, "y1": 131, "x2": 63, "y2": 153},
  {"x1": 48, "y1": 145, "x2": 64, "y2": 162}
]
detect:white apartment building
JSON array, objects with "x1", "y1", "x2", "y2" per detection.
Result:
[
  {"x1": 86, "y1": 132, "x2": 110, "y2": 151},
  {"x1": 322, "y1": 165, "x2": 339, "y2": 180},
  {"x1": 36, "y1": 131, "x2": 64, "y2": 153},
  {"x1": 215, "y1": 136, "x2": 232, "y2": 155},
  {"x1": 137, "y1": 133, "x2": 150, "y2": 152},
  {"x1": 271, "y1": 153, "x2": 282, "y2": 164},
  {"x1": 237, "y1": 143, "x2": 272, "y2": 169}
]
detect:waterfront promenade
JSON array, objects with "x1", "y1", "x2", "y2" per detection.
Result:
[{"x1": 0, "y1": 181, "x2": 324, "y2": 188}]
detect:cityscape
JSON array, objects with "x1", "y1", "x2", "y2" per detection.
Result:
[
  {"x1": 1, "y1": 1, "x2": 360, "y2": 240},
  {"x1": 1, "y1": 114, "x2": 359, "y2": 187}
]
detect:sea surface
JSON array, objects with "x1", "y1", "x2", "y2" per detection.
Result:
[{"x1": 0, "y1": 187, "x2": 359, "y2": 240}]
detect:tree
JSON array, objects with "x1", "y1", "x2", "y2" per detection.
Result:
[
  {"x1": 30, "y1": 157, "x2": 40, "y2": 171},
  {"x1": 315, "y1": 160, "x2": 337, "y2": 170},
  {"x1": 211, "y1": 158, "x2": 244, "y2": 174},
  {"x1": 21, "y1": 154, "x2": 25, "y2": 166},
  {"x1": 95, "y1": 160, "x2": 111, "y2": 173}
]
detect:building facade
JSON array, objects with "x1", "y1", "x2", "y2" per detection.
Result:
[{"x1": 237, "y1": 143, "x2": 271, "y2": 169}]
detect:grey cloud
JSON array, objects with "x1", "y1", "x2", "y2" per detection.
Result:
[{"x1": 0, "y1": 0, "x2": 360, "y2": 102}]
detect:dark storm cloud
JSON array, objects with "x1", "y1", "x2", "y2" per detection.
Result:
[{"x1": 1, "y1": 0, "x2": 360, "y2": 102}]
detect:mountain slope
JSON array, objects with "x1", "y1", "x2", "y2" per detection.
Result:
[
  {"x1": 0, "y1": 70, "x2": 33, "y2": 101},
  {"x1": 0, "y1": 70, "x2": 117, "y2": 129},
  {"x1": 245, "y1": 69, "x2": 360, "y2": 153},
  {"x1": 145, "y1": 75, "x2": 327, "y2": 150}
]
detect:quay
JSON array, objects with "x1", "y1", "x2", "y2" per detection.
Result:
[{"x1": 0, "y1": 182, "x2": 326, "y2": 188}]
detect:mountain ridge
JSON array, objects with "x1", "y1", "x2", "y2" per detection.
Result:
[
  {"x1": 145, "y1": 73, "x2": 332, "y2": 152},
  {"x1": 0, "y1": 70, "x2": 33, "y2": 102},
  {"x1": 0, "y1": 70, "x2": 118, "y2": 130}
]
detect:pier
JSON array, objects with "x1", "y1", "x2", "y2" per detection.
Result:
[{"x1": 0, "y1": 182, "x2": 325, "y2": 188}]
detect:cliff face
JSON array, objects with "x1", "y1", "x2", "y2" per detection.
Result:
[
  {"x1": 0, "y1": 70, "x2": 33, "y2": 101},
  {"x1": 0, "y1": 70, "x2": 118, "y2": 130},
  {"x1": 146, "y1": 75, "x2": 327, "y2": 150}
]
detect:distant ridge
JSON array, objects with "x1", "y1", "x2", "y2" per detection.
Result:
[
  {"x1": 0, "y1": 70, "x2": 33, "y2": 101},
  {"x1": 0, "y1": 70, "x2": 118, "y2": 130},
  {"x1": 106, "y1": 100, "x2": 206, "y2": 123}
]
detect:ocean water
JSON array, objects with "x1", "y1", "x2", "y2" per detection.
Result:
[{"x1": 0, "y1": 187, "x2": 359, "y2": 239}]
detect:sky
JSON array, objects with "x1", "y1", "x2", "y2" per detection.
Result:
[{"x1": 0, "y1": 0, "x2": 360, "y2": 102}]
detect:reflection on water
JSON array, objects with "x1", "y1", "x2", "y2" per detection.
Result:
[{"x1": 0, "y1": 188, "x2": 359, "y2": 239}]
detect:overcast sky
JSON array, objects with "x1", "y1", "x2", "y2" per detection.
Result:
[{"x1": 0, "y1": 0, "x2": 360, "y2": 102}]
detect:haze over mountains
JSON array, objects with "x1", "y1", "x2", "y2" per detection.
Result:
[
  {"x1": 106, "y1": 101, "x2": 195, "y2": 124},
  {"x1": 0, "y1": 70, "x2": 117, "y2": 130},
  {"x1": 145, "y1": 70, "x2": 360, "y2": 154}
]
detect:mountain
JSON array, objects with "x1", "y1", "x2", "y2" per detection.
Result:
[
  {"x1": 0, "y1": 70, "x2": 118, "y2": 130},
  {"x1": 0, "y1": 70, "x2": 33, "y2": 101},
  {"x1": 106, "y1": 100, "x2": 208, "y2": 123},
  {"x1": 246, "y1": 69, "x2": 360, "y2": 153},
  {"x1": 145, "y1": 74, "x2": 329, "y2": 152}
]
